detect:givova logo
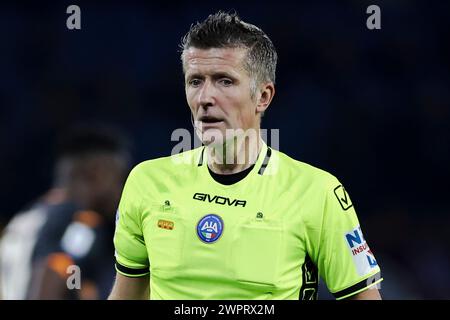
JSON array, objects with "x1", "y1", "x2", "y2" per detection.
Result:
[{"x1": 345, "y1": 226, "x2": 378, "y2": 276}]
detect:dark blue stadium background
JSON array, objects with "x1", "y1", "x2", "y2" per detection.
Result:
[{"x1": 1, "y1": 0, "x2": 449, "y2": 299}]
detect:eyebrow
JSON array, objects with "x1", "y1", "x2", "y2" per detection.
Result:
[{"x1": 186, "y1": 71, "x2": 236, "y2": 81}]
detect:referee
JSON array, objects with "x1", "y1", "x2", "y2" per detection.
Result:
[{"x1": 109, "y1": 11, "x2": 382, "y2": 300}]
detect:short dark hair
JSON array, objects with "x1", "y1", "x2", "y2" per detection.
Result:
[
  {"x1": 180, "y1": 11, "x2": 277, "y2": 92},
  {"x1": 55, "y1": 124, "x2": 130, "y2": 160},
  {"x1": 52, "y1": 124, "x2": 132, "y2": 186}
]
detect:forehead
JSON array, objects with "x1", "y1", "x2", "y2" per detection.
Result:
[{"x1": 183, "y1": 47, "x2": 248, "y2": 75}]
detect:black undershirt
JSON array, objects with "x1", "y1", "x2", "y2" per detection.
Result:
[{"x1": 208, "y1": 164, "x2": 255, "y2": 185}]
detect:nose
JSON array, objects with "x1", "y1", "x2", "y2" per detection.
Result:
[{"x1": 198, "y1": 79, "x2": 215, "y2": 110}]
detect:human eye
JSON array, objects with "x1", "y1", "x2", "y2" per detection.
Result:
[
  {"x1": 188, "y1": 78, "x2": 202, "y2": 87},
  {"x1": 219, "y1": 78, "x2": 233, "y2": 86}
]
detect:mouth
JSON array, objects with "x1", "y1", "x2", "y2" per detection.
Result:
[{"x1": 198, "y1": 116, "x2": 224, "y2": 124}]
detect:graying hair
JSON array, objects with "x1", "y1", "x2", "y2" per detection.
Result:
[{"x1": 180, "y1": 11, "x2": 277, "y2": 97}]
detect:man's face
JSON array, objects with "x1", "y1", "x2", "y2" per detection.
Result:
[
  {"x1": 184, "y1": 47, "x2": 259, "y2": 145},
  {"x1": 89, "y1": 153, "x2": 129, "y2": 219}
]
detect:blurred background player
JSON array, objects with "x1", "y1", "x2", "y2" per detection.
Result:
[{"x1": 0, "y1": 125, "x2": 131, "y2": 299}]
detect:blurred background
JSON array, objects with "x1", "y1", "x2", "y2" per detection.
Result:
[{"x1": 0, "y1": 0, "x2": 449, "y2": 299}]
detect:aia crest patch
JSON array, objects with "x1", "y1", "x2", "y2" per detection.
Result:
[
  {"x1": 334, "y1": 185, "x2": 353, "y2": 211},
  {"x1": 196, "y1": 214, "x2": 224, "y2": 243}
]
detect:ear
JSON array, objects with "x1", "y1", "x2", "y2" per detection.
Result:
[{"x1": 256, "y1": 82, "x2": 275, "y2": 115}]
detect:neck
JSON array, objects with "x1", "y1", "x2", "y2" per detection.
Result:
[{"x1": 206, "y1": 131, "x2": 263, "y2": 175}]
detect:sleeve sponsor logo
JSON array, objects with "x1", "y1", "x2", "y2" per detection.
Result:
[
  {"x1": 334, "y1": 185, "x2": 353, "y2": 211},
  {"x1": 345, "y1": 226, "x2": 378, "y2": 276}
]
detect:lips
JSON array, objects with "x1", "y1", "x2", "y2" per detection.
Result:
[{"x1": 198, "y1": 116, "x2": 223, "y2": 123}]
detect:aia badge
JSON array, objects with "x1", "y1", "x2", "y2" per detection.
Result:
[{"x1": 197, "y1": 214, "x2": 224, "y2": 243}]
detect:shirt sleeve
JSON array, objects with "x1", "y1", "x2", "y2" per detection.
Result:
[
  {"x1": 113, "y1": 165, "x2": 150, "y2": 277},
  {"x1": 315, "y1": 177, "x2": 383, "y2": 299}
]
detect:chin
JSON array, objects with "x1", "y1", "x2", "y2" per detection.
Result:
[
  {"x1": 202, "y1": 136, "x2": 225, "y2": 147},
  {"x1": 199, "y1": 128, "x2": 226, "y2": 146}
]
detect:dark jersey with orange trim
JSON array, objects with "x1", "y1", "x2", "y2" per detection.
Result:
[{"x1": 31, "y1": 202, "x2": 116, "y2": 299}]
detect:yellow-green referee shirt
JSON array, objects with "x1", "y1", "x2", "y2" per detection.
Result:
[{"x1": 114, "y1": 143, "x2": 382, "y2": 299}]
